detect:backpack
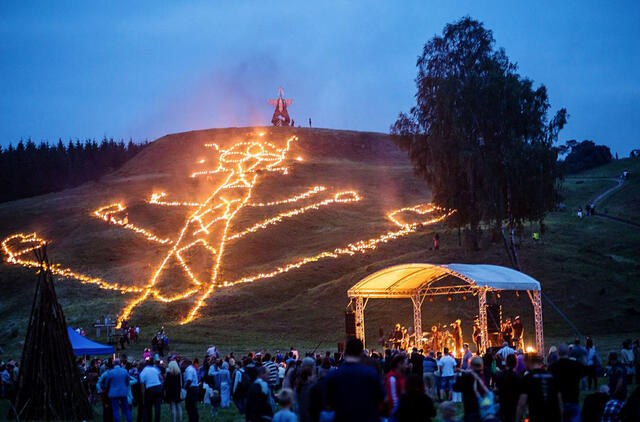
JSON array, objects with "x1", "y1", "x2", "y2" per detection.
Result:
[{"x1": 233, "y1": 369, "x2": 252, "y2": 399}]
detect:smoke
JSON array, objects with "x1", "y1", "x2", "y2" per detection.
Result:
[{"x1": 131, "y1": 53, "x2": 286, "y2": 139}]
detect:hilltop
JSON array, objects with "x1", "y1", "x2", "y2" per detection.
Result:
[{"x1": 0, "y1": 127, "x2": 639, "y2": 356}]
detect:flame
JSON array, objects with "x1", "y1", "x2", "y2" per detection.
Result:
[{"x1": 2, "y1": 133, "x2": 455, "y2": 326}]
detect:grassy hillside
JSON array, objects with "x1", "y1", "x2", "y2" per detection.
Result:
[{"x1": 1, "y1": 128, "x2": 639, "y2": 359}]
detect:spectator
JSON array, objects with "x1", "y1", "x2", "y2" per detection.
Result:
[
  {"x1": 232, "y1": 359, "x2": 252, "y2": 414},
  {"x1": 515, "y1": 354, "x2": 562, "y2": 422},
  {"x1": 98, "y1": 359, "x2": 114, "y2": 422},
  {"x1": 453, "y1": 356, "x2": 485, "y2": 422},
  {"x1": 601, "y1": 388, "x2": 626, "y2": 422},
  {"x1": 246, "y1": 366, "x2": 274, "y2": 422},
  {"x1": 104, "y1": 358, "x2": 132, "y2": 422},
  {"x1": 273, "y1": 388, "x2": 298, "y2": 422},
  {"x1": 163, "y1": 360, "x2": 183, "y2": 422},
  {"x1": 549, "y1": 343, "x2": 585, "y2": 422},
  {"x1": 139, "y1": 359, "x2": 163, "y2": 422},
  {"x1": 494, "y1": 353, "x2": 520, "y2": 422},
  {"x1": 440, "y1": 400, "x2": 459, "y2": 422},
  {"x1": 461, "y1": 344, "x2": 473, "y2": 370},
  {"x1": 325, "y1": 338, "x2": 384, "y2": 422},
  {"x1": 394, "y1": 374, "x2": 436, "y2": 422},
  {"x1": 608, "y1": 352, "x2": 628, "y2": 400},
  {"x1": 422, "y1": 351, "x2": 438, "y2": 397},
  {"x1": 547, "y1": 345, "x2": 560, "y2": 366},
  {"x1": 295, "y1": 357, "x2": 316, "y2": 422},
  {"x1": 183, "y1": 359, "x2": 199, "y2": 422},
  {"x1": 620, "y1": 385, "x2": 640, "y2": 422},
  {"x1": 620, "y1": 339, "x2": 635, "y2": 385},
  {"x1": 585, "y1": 337, "x2": 600, "y2": 390},
  {"x1": 438, "y1": 347, "x2": 457, "y2": 401},
  {"x1": 218, "y1": 361, "x2": 232, "y2": 408},
  {"x1": 410, "y1": 347, "x2": 423, "y2": 375},
  {"x1": 470, "y1": 370, "x2": 499, "y2": 422},
  {"x1": 581, "y1": 385, "x2": 609, "y2": 422},
  {"x1": 496, "y1": 342, "x2": 516, "y2": 367},
  {"x1": 384, "y1": 354, "x2": 407, "y2": 417}
]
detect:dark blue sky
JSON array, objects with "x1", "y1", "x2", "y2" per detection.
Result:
[{"x1": 1, "y1": 1, "x2": 639, "y2": 154}]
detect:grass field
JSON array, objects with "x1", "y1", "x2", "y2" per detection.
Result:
[{"x1": 1, "y1": 128, "x2": 639, "y2": 364}]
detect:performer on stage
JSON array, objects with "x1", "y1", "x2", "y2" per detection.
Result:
[
  {"x1": 472, "y1": 319, "x2": 482, "y2": 353},
  {"x1": 501, "y1": 318, "x2": 513, "y2": 346},
  {"x1": 452, "y1": 319, "x2": 463, "y2": 354},
  {"x1": 429, "y1": 325, "x2": 441, "y2": 353},
  {"x1": 393, "y1": 323, "x2": 402, "y2": 349},
  {"x1": 512, "y1": 316, "x2": 524, "y2": 350}
]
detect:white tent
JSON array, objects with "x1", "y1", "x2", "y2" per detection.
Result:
[{"x1": 347, "y1": 263, "x2": 544, "y2": 353}]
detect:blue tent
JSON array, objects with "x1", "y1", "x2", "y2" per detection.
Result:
[{"x1": 67, "y1": 327, "x2": 114, "y2": 356}]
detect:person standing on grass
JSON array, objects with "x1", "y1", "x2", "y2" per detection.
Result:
[
  {"x1": 139, "y1": 359, "x2": 163, "y2": 422},
  {"x1": 621, "y1": 339, "x2": 635, "y2": 385},
  {"x1": 384, "y1": 354, "x2": 407, "y2": 418},
  {"x1": 104, "y1": 359, "x2": 132, "y2": 422},
  {"x1": 325, "y1": 337, "x2": 385, "y2": 422},
  {"x1": 438, "y1": 347, "x2": 457, "y2": 401},
  {"x1": 183, "y1": 359, "x2": 199, "y2": 422},
  {"x1": 550, "y1": 343, "x2": 585, "y2": 422},
  {"x1": 515, "y1": 354, "x2": 562, "y2": 422},
  {"x1": 453, "y1": 357, "x2": 485, "y2": 422},
  {"x1": 273, "y1": 388, "x2": 298, "y2": 422},
  {"x1": 494, "y1": 354, "x2": 520, "y2": 422},
  {"x1": 394, "y1": 374, "x2": 436, "y2": 422},
  {"x1": 164, "y1": 360, "x2": 183, "y2": 422},
  {"x1": 246, "y1": 366, "x2": 275, "y2": 422},
  {"x1": 586, "y1": 337, "x2": 600, "y2": 390}
]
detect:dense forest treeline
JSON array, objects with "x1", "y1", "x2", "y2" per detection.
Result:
[{"x1": 0, "y1": 138, "x2": 148, "y2": 203}]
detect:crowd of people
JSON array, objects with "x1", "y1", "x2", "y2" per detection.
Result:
[{"x1": 2, "y1": 333, "x2": 640, "y2": 422}]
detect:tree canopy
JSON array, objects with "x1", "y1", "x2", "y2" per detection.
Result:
[
  {"x1": 560, "y1": 139, "x2": 612, "y2": 174},
  {"x1": 391, "y1": 17, "x2": 567, "y2": 268}
]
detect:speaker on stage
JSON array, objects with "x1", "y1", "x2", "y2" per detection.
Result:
[
  {"x1": 345, "y1": 311, "x2": 356, "y2": 339},
  {"x1": 486, "y1": 304, "x2": 502, "y2": 333}
]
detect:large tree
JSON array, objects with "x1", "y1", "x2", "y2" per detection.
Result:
[{"x1": 391, "y1": 17, "x2": 567, "y2": 269}]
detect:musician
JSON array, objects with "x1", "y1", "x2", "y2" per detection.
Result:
[
  {"x1": 501, "y1": 318, "x2": 513, "y2": 346},
  {"x1": 472, "y1": 320, "x2": 482, "y2": 353},
  {"x1": 429, "y1": 325, "x2": 441, "y2": 352},
  {"x1": 452, "y1": 319, "x2": 463, "y2": 354},
  {"x1": 512, "y1": 316, "x2": 524, "y2": 349},
  {"x1": 393, "y1": 323, "x2": 402, "y2": 349}
]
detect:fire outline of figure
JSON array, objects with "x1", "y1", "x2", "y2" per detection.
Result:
[{"x1": 2, "y1": 133, "x2": 456, "y2": 326}]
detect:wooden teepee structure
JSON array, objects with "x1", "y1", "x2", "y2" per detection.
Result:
[{"x1": 12, "y1": 245, "x2": 93, "y2": 420}]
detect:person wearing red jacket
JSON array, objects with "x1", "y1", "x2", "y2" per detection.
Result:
[{"x1": 384, "y1": 355, "x2": 407, "y2": 417}]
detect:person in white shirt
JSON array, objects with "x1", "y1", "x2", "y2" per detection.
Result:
[
  {"x1": 496, "y1": 342, "x2": 516, "y2": 366},
  {"x1": 437, "y1": 347, "x2": 457, "y2": 401},
  {"x1": 183, "y1": 360, "x2": 199, "y2": 422},
  {"x1": 139, "y1": 359, "x2": 162, "y2": 422}
]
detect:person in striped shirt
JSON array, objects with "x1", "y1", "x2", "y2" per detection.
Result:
[{"x1": 263, "y1": 353, "x2": 279, "y2": 391}]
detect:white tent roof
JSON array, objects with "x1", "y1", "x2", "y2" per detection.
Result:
[{"x1": 347, "y1": 263, "x2": 540, "y2": 298}]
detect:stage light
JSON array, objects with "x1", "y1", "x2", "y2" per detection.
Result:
[
  {"x1": 496, "y1": 293, "x2": 501, "y2": 298},
  {"x1": 447, "y1": 295, "x2": 452, "y2": 301},
  {"x1": 428, "y1": 296, "x2": 434, "y2": 303},
  {"x1": 462, "y1": 295, "x2": 467, "y2": 301}
]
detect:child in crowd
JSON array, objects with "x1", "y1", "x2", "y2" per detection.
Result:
[
  {"x1": 440, "y1": 400, "x2": 459, "y2": 422},
  {"x1": 273, "y1": 388, "x2": 297, "y2": 422}
]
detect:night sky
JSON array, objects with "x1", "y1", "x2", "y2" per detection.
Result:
[{"x1": 1, "y1": 1, "x2": 639, "y2": 154}]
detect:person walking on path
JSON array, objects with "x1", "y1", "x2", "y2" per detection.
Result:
[{"x1": 105, "y1": 359, "x2": 132, "y2": 422}]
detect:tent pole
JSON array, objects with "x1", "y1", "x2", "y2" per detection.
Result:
[
  {"x1": 411, "y1": 294, "x2": 423, "y2": 348},
  {"x1": 531, "y1": 290, "x2": 544, "y2": 355},
  {"x1": 478, "y1": 288, "x2": 488, "y2": 354},
  {"x1": 355, "y1": 296, "x2": 366, "y2": 347}
]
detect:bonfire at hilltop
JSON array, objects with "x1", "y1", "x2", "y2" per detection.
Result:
[{"x1": 2, "y1": 133, "x2": 454, "y2": 326}]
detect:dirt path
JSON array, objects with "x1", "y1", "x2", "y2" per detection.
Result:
[{"x1": 588, "y1": 177, "x2": 640, "y2": 227}]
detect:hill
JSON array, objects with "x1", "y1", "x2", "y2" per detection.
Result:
[{"x1": 1, "y1": 127, "x2": 639, "y2": 357}]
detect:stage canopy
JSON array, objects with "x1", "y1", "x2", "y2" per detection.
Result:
[
  {"x1": 67, "y1": 327, "x2": 114, "y2": 356},
  {"x1": 348, "y1": 263, "x2": 540, "y2": 297},
  {"x1": 347, "y1": 263, "x2": 544, "y2": 354}
]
